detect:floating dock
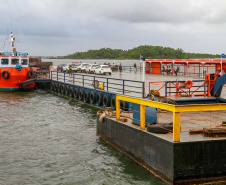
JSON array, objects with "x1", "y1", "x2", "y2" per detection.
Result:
[{"x1": 97, "y1": 95, "x2": 226, "y2": 184}]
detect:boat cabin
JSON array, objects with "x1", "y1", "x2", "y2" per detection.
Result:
[{"x1": 0, "y1": 52, "x2": 29, "y2": 68}]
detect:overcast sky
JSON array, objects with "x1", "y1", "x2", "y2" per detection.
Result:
[{"x1": 0, "y1": 0, "x2": 226, "y2": 56}]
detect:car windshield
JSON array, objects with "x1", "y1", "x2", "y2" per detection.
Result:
[
  {"x1": 82, "y1": 64, "x2": 89, "y2": 67},
  {"x1": 92, "y1": 65, "x2": 99, "y2": 67}
]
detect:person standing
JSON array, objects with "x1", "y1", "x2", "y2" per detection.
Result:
[
  {"x1": 69, "y1": 65, "x2": 73, "y2": 77},
  {"x1": 134, "y1": 63, "x2": 137, "y2": 73},
  {"x1": 119, "y1": 63, "x2": 122, "y2": 75}
]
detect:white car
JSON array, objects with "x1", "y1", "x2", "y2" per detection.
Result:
[
  {"x1": 62, "y1": 63, "x2": 79, "y2": 72},
  {"x1": 77, "y1": 63, "x2": 89, "y2": 72},
  {"x1": 94, "y1": 65, "x2": 112, "y2": 75},
  {"x1": 84, "y1": 64, "x2": 99, "y2": 73}
]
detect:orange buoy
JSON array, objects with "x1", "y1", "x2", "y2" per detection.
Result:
[{"x1": 184, "y1": 80, "x2": 193, "y2": 89}]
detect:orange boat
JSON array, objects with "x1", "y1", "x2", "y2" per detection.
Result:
[{"x1": 0, "y1": 32, "x2": 35, "y2": 91}]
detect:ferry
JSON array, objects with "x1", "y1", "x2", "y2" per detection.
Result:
[{"x1": 0, "y1": 32, "x2": 35, "y2": 91}]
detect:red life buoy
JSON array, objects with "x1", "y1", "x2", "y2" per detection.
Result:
[{"x1": 184, "y1": 80, "x2": 193, "y2": 89}]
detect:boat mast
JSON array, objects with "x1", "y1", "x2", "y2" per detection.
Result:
[{"x1": 10, "y1": 32, "x2": 17, "y2": 56}]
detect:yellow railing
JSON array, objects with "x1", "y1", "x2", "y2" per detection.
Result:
[{"x1": 116, "y1": 94, "x2": 226, "y2": 142}]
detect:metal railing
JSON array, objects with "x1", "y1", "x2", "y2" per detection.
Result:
[
  {"x1": 115, "y1": 94, "x2": 226, "y2": 142},
  {"x1": 122, "y1": 66, "x2": 145, "y2": 73},
  {"x1": 50, "y1": 71, "x2": 145, "y2": 98},
  {"x1": 149, "y1": 80, "x2": 205, "y2": 97}
]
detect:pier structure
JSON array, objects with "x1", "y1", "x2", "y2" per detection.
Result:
[{"x1": 35, "y1": 70, "x2": 226, "y2": 184}]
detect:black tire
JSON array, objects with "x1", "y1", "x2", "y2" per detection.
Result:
[
  {"x1": 27, "y1": 70, "x2": 34, "y2": 78},
  {"x1": 56, "y1": 83, "x2": 60, "y2": 92},
  {"x1": 111, "y1": 97, "x2": 116, "y2": 110},
  {"x1": 51, "y1": 83, "x2": 55, "y2": 91},
  {"x1": 97, "y1": 93, "x2": 103, "y2": 106},
  {"x1": 79, "y1": 89, "x2": 84, "y2": 101},
  {"x1": 65, "y1": 85, "x2": 69, "y2": 95},
  {"x1": 74, "y1": 88, "x2": 79, "y2": 99},
  {"x1": 60, "y1": 84, "x2": 65, "y2": 94},
  {"x1": 90, "y1": 92, "x2": 96, "y2": 104},
  {"x1": 69, "y1": 87, "x2": 74, "y2": 98},
  {"x1": 103, "y1": 95, "x2": 111, "y2": 107},
  {"x1": 41, "y1": 82, "x2": 45, "y2": 90},
  {"x1": 147, "y1": 123, "x2": 173, "y2": 134},
  {"x1": 120, "y1": 101, "x2": 128, "y2": 111},
  {"x1": 84, "y1": 92, "x2": 90, "y2": 103},
  {"x1": 109, "y1": 72, "x2": 112, "y2": 75},
  {"x1": 2, "y1": 71, "x2": 10, "y2": 79}
]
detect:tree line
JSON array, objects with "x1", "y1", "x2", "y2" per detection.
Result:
[{"x1": 61, "y1": 45, "x2": 220, "y2": 59}]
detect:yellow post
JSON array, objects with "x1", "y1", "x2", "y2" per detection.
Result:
[
  {"x1": 140, "y1": 105, "x2": 145, "y2": 129},
  {"x1": 116, "y1": 95, "x2": 120, "y2": 120},
  {"x1": 173, "y1": 112, "x2": 181, "y2": 142}
]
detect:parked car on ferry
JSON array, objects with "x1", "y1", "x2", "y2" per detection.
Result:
[
  {"x1": 62, "y1": 63, "x2": 79, "y2": 72},
  {"x1": 77, "y1": 63, "x2": 89, "y2": 72},
  {"x1": 94, "y1": 65, "x2": 112, "y2": 75},
  {"x1": 57, "y1": 64, "x2": 66, "y2": 72},
  {"x1": 84, "y1": 64, "x2": 99, "y2": 73}
]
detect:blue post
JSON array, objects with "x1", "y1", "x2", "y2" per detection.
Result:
[
  {"x1": 83, "y1": 75, "x2": 84, "y2": 86},
  {"x1": 123, "y1": 80, "x2": 125, "y2": 94},
  {"x1": 107, "y1": 78, "x2": 109, "y2": 91},
  {"x1": 64, "y1": 72, "x2": 65, "y2": 82},
  {"x1": 165, "y1": 81, "x2": 168, "y2": 97},
  {"x1": 94, "y1": 76, "x2": 95, "y2": 88}
]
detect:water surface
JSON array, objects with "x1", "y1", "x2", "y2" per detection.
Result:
[{"x1": 0, "y1": 91, "x2": 165, "y2": 185}]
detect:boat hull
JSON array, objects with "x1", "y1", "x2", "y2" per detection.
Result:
[{"x1": 0, "y1": 67, "x2": 35, "y2": 91}]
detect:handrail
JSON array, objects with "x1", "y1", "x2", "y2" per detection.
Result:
[
  {"x1": 115, "y1": 94, "x2": 226, "y2": 142},
  {"x1": 149, "y1": 80, "x2": 205, "y2": 97},
  {"x1": 51, "y1": 71, "x2": 145, "y2": 97}
]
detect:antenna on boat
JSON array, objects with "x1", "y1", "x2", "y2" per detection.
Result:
[{"x1": 10, "y1": 32, "x2": 17, "y2": 55}]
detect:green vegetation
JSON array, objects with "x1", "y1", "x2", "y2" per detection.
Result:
[{"x1": 62, "y1": 45, "x2": 221, "y2": 59}]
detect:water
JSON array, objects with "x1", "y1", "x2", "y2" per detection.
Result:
[{"x1": 0, "y1": 90, "x2": 165, "y2": 185}]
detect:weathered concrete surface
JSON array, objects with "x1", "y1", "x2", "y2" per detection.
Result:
[{"x1": 97, "y1": 116, "x2": 226, "y2": 184}]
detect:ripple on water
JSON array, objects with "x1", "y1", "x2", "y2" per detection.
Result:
[{"x1": 0, "y1": 91, "x2": 165, "y2": 185}]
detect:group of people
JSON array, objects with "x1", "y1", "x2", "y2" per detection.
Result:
[{"x1": 162, "y1": 66, "x2": 180, "y2": 76}]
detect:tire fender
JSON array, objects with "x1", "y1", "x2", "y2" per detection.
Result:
[
  {"x1": 103, "y1": 95, "x2": 111, "y2": 107},
  {"x1": 84, "y1": 92, "x2": 90, "y2": 103},
  {"x1": 2, "y1": 71, "x2": 10, "y2": 79},
  {"x1": 111, "y1": 97, "x2": 116, "y2": 110},
  {"x1": 90, "y1": 92, "x2": 96, "y2": 104},
  {"x1": 79, "y1": 89, "x2": 84, "y2": 100},
  {"x1": 97, "y1": 93, "x2": 103, "y2": 106}
]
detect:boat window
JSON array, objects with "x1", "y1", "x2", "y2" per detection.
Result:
[
  {"x1": 1, "y1": 59, "x2": 9, "y2": 65},
  {"x1": 22, "y1": 59, "x2": 28, "y2": 65},
  {"x1": 11, "y1": 59, "x2": 19, "y2": 65}
]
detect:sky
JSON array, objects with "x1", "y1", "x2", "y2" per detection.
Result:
[{"x1": 0, "y1": 0, "x2": 226, "y2": 56}]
